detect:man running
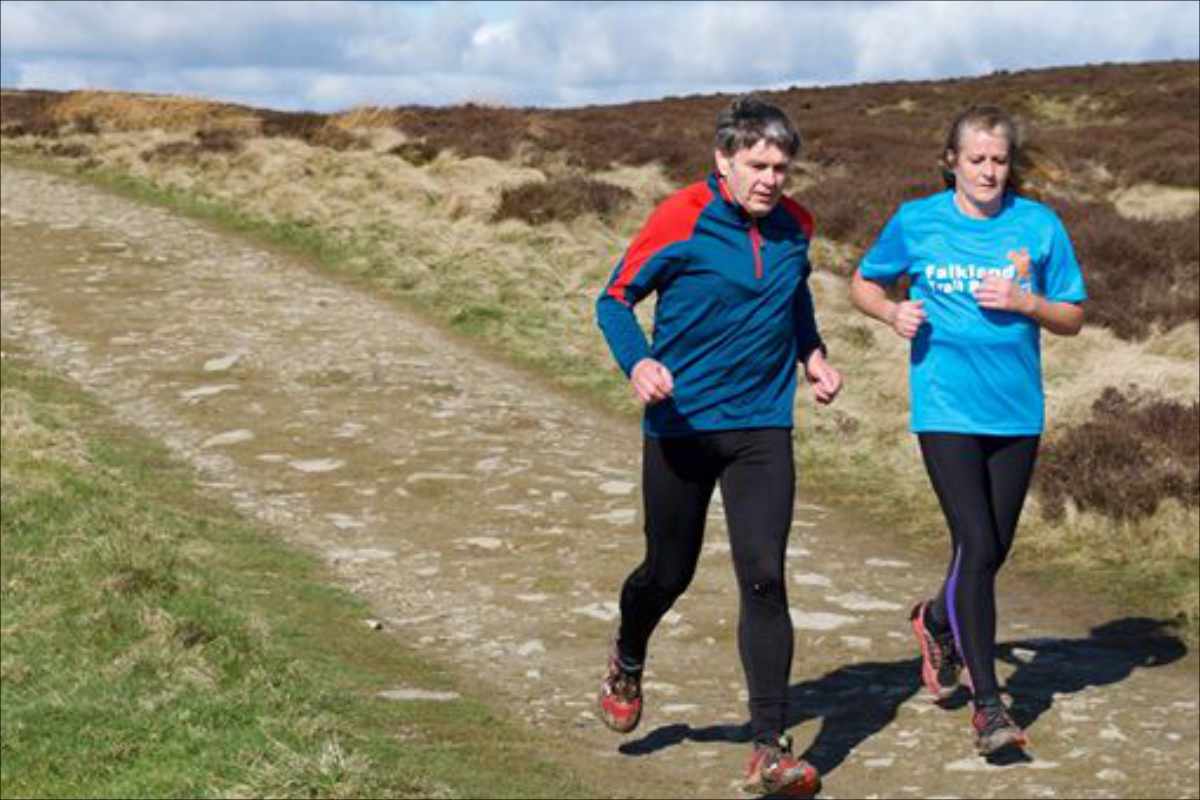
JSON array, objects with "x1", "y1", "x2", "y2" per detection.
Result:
[{"x1": 594, "y1": 95, "x2": 842, "y2": 796}]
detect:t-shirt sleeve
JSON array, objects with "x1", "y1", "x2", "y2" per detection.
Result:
[
  {"x1": 1040, "y1": 214, "x2": 1088, "y2": 303},
  {"x1": 858, "y1": 208, "x2": 910, "y2": 285}
]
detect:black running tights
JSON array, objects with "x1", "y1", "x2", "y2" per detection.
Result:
[
  {"x1": 616, "y1": 428, "x2": 796, "y2": 743},
  {"x1": 919, "y1": 432, "x2": 1039, "y2": 705}
]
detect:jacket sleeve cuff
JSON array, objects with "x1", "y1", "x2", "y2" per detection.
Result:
[{"x1": 798, "y1": 340, "x2": 827, "y2": 366}]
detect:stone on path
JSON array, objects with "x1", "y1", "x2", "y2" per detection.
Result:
[
  {"x1": 200, "y1": 428, "x2": 255, "y2": 448},
  {"x1": 288, "y1": 458, "x2": 345, "y2": 473},
  {"x1": 180, "y1": 384, "x2": 238, "y2": 401},
  {"x1": 865, "y1": 557, "x2": 911, "y2": 568},
  {"x1": 203, "y1": 353, "x2": 241, "y2": 372},
  {"x1": 376, "y1": 688, "x2": 461, "y2": 702},
  {"x1": 789, "y1": 609, "x2": 859, "y2": 631},
  {"x1": 589, "y1": 508, "x2": 636, "y2": 525},
  {"x1": 327, "y1": 548, "x2": 395, "y2": 562},
  {"x1": 573, "y1": 601, "x2": 619, "y2": 622},
  {"x1": 825, "y1": 591, "x2": 903, "y2": 612}
]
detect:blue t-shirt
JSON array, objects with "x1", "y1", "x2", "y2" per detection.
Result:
[{"x1": 859, "y1": 191, "x2": 1087, "y2": 435}]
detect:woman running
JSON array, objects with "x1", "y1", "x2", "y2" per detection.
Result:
[{"x1": 850, "y1": 105, "x2": 1086, "y2": 754}]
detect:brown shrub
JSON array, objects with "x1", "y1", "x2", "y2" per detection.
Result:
[
  {"x1": 0, "y1": 89, "x2": 63, "y2": 126},
  {"x1": 257, "y1": 109, "x2": 365, "y2": 150},
  {"x1": 48, "y1": 142, "x2": 90, "y2": 158},
  {"x1": 800, "y1": 174, "x2": 940, "y2": 269},
  {"x1": 138, "y1": 128, "x2": 244, "y2": 162},
  {"x1": 388, "y1": 140, "x2": 440, "y2": 165},
  {"x1": 306, "y1": 124, "x2": 365, "y2": 151},
  {"x1": 140, "y1": 140, "x2": 196, "y2": 162},
  {"x1": 0, "y1": 118, "x2": 61, "y2": 138},
  {"x1": 491, "y1": 176, "x2": 634, "y2": 225},
  {"x1": 195, "y1": 128, "x2": 244, "y2": 154},
  {"x1": 1048, "y1": 199, "x2": 1199, "y2": 340},
  {"x1": 1037, "y1": 386, "x2": 1200, "y2": 521},
  {"x1": 389, "y1": 103, "x2": 528, "y2": 162},
  {"x1": 258, "y1": 109, "x2": 328, "y2": 140},
  {"x1": 73, "y1": 114, "x2": 100, "y2": 135}
]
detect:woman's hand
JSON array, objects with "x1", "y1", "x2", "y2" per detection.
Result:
[
  {"x1": 974, "y1": 275, "x2": 1035, "y2": 314},
  {"x1": 887, "y1": 300, "x2": 927, "y2": 339}
]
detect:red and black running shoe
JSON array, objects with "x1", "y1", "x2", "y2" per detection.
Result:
[
  {"x1": 972, "y1": 700, "x2": 1028, "y2": 754},
  {"x1": 598, "y1": 644, "x2": 642, "y2": 734},
  {"x1": 910, "y1": 601, "x2": 963, "y2": 700},
  {"x1": 743, "y1": 734, "x2": 820, "y2": 797}
]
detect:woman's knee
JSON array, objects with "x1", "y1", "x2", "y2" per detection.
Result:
[{"x1": 958, "y1": 537, "x2": 1004, "y2": 576}]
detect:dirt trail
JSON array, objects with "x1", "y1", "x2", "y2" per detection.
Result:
[{"x1": 2, "y1": 165, "x2": 1197, "y2": 799}]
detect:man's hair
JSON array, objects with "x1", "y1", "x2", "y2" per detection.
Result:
[
  {"x1": 714, "y1": 95, "x2": 801, "y2": 158},
  {"x1": 941, "y1": 105, "x2": 1024, "y2": 192}
]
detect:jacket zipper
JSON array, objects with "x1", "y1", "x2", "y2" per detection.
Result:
[{"x1": 749, "y1": 220, "x2": 763, "y2": 280}]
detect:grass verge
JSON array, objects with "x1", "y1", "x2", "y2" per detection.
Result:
[{"x1": 0, "y1": 342, "x2": 595, "y2": 799}]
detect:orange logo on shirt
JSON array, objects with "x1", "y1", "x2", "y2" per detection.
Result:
[{"x1": 1007, "y1": 247, "x2": 1032, "y2": 281}]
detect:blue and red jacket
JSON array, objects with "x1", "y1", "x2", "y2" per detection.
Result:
[{"x1": 596, "y1": 172, "x2": 825, "y2": 437}]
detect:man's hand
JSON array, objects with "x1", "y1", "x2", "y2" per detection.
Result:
[
  {"x1": 804, "y1": 349, "x2": 842, "y2": 405},
  {"x1": 887, "y1": 299, "x2": 927, "y2": 339},
  {"x1": 630, "y1": 358, "x2": 674, "y2": 405}
]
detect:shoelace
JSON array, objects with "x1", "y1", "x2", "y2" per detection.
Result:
[
  {"x1": 757, "y1": 734, "x2": 794, "y2": 766},
  {"x1": 933, "y1": 630, "x2": 961, "y2": 665},
  {"x1": 611, "y1": 671, "x2": 641, "y2": 701},
  {"x1": 977, "y1": 704, "x2": 1013, "y2": 733}
]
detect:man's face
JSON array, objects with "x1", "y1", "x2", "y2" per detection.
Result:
[{"x1": 714, "y1": 139, "x2": 791, "y2": 217}]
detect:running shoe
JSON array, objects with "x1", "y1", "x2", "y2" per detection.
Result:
[
  {"x1": 910, "y1": 601, "x2": 963, "y2": 700},
  {"x1": 598, "y1": 643, "x2": 642, "y2": 734},
  {"x1": 742, "y1": 734, "x2": 820, "y2": 797},
  {"x1": 972, "y1": 700, "x2": 1028, "y2": 754}
]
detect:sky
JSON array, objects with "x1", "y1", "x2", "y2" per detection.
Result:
[{"x1": 1, "y1": 0, "x2": 1198, "y2": 112}]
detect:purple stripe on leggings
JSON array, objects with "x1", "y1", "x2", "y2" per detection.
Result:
[{"x1": 946, "y1": 544, "x2": 965, "y2": 660}]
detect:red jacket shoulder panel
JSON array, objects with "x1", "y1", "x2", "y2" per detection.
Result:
[
  {"x1": 607, "y1": 181, "x2": 712, "y2": 304},
  {"x1": 780, "y1": 196, "x2": 815, "y2": 240}
]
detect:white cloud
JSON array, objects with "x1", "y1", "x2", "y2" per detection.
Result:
[{"x1": 0, "y1": 0, "x2": 1196, "y2": 110}]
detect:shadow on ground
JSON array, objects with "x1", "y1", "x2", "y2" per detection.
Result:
[
  {"x1": 1001, "y1": 616, "x2": 1188, "y2": 730},
  {"x1": 619, "y1": 616, "x2": 1187, "y2": 776}
]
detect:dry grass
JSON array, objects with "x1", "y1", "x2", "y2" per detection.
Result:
[
  {"x1": 1026, "y1": 93, "x2": 1120, "y2": 128},
  {"x1": 47, "y1": 90, "x2": 260, "y2": 133},
  {"x1": 1109, "y1": 183, "x2": 1200, "y2": 221}
]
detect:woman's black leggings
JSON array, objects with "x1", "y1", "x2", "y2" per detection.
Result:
[
  {"x1": 919, "y1": 432, "x2": 1040, "y2": 705},
  {"x1": 616, "y1": 428, "x2": 796, "y2": 743}
]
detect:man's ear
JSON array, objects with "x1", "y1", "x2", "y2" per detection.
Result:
[{"x1": 714, "y1": 149, "x2": 730, "y2": 178}]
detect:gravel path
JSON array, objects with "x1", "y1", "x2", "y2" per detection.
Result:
[{"x1": 2, "y1": 165, "x2": 1197, "y2": 799}]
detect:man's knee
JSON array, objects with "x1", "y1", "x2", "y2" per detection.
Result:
[{"x1": 741, "y1": 569, "x2": 787, "y2": 606}]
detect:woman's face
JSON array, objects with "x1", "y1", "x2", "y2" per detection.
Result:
[{"x1": 949, "y1": 124, "x2": 1011, "y2": 217}]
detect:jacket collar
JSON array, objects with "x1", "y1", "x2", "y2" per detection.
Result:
[{"x1": 707, "y1": 171, "x2": 776, "y2": 227}]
